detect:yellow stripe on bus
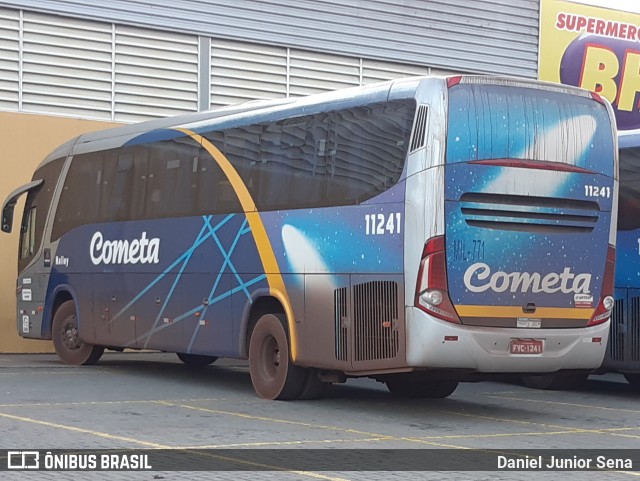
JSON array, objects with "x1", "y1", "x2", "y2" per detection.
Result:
[
  {"x1": 455, "y1": 305, "x2": 594, "y2": 320},
  {"x1": 175, "y1": 128, "x2": 298, "y2": 360}
]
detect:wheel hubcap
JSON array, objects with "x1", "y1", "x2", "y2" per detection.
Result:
[
  {"x1": 62, "y1": 320, "x2": 81, "y2": 351},
  {"x1": 261, "y1": 335, "x2": 281, "y2": 379}
]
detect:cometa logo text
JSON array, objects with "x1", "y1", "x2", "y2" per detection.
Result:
[
  {"x1": 463, "y1": 263, "x2": 591, "y2": 294},
  {"x1": 90, "y1": 231, "x2": 160, "y2": 265}
]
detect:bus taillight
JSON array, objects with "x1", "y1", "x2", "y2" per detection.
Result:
[
  {"x1": 588, "y1": 245, "x2": 616, "y2": 326},
  {"x1": 447, "y1": 76, "x2": 462, "y2": 88},
  {"x1": 415, "y1": 236, "x2": 461, "y2": 324}
]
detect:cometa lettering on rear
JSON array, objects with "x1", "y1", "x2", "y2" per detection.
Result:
[
  {"x1": 463, "y1": 263, "x2": 591, "y2": 294},
  {"x1": 90, "y1": 231, "x2": 160, "y2": 265}
]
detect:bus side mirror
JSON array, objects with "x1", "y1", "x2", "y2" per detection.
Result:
[{"x1": 2, "y1": 204, "x2": 14, "y2": 233}]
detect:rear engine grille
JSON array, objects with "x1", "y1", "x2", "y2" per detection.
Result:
[
  {"x1": 334, "y1": 287, "x2": 348, "y2": 362},
  {"x1": 460, "y1": 192, "x2": 599, "y2": 233},
  {"x1": 353, "y1": 281, "x2": 399, "y2": 361}
]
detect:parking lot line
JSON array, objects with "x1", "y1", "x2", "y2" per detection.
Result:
[
  {"x1": 155, "y1": 400, "x2": 544, "y2": 450},
  {"x1": 484, "y1": 393, "x2": 640, "y2": 415},
  {"x1": 446, "y1": 410, "x2": 640, "y2": 440},
  {"x1": 0, "y1": 398, "x2": 221, "y2": 408},
  {"x1": 180, "y1": 437, "x2": 389, "y2": 449},
  {"x1": 0, "y1": 410, "x2": 353, "y2": 481},
  {"x1": 0, "y1": 411, "x2": 170, "y2": 448}
]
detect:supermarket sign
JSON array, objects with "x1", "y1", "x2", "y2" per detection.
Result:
[{"x1": 539, "y1": 0, "x2": 640, "y2": 130}]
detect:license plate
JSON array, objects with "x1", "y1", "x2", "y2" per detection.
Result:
[{"x1": 510, "y1": 339, "x2": 543, "y2": 354}]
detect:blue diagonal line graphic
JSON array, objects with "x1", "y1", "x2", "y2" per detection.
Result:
[
  {"x1": 187, "y1": 218, "x2": 250, "y2": 351},
  {"x1": 207, "y1": 218, "x2": 252, "y2": 300},
  {"x1": 114, "y1": 214, "x2": 234, "y2": 323},
  {"x1": 140, "y1": 273, "x2": 267, "y2": 341},
  {"x1": 142, "y1": 219, "x2": 215, "y2": 348}
]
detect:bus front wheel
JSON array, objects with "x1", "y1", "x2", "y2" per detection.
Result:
[
  {"x1": 52, "y1": 300, "x2": 104, "y2": 365},
  {"x1": 248, "y1": 313, "x2": 305, "y2": 400}
]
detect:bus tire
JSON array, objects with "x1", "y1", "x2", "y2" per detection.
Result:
[
  {"x1": 248, "y1": 313, "x2": 305, "y2": 400},
  {"x1": 52, "y1": 300, "x2": 104, "y2": 366},
  {"x1": 427, "y1": 380, "x2": 459, "y2": 398},
  {"x1": 623, "y1": 373, "x2": 640, "y2": 388},
  {"x1": 521, "y1": 374, "x2": 587, "y2": 390},
  {"x1": 386, "y1": 374, "x2": 458, "y2": 398},
  {"x1": 176, "y1": 353, "x2": 217, "y2": 367},
  {"x1": 297, "y1": 369, "x2": 329, "y2": 400}
]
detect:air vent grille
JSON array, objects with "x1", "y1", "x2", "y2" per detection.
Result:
[
  {"x1": 353, "y1": 281, "x2": 399, "y2": 361},
  {"x1": 460, "y1": 192, "x2": 599, "y2": 233},
  {"x1": 409, "y1": 105, "x2": 428, "y2": 152},
  {"x1": 334, "y1": 287, "x2": 348, "y2": 362}
]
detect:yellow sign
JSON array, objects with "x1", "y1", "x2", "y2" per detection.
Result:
[{"x1": 539, "y1": 0, "x2": 640, "y2": 130}]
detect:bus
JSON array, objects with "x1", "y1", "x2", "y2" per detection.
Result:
[
  {"x1": 520, "y1": 131, "x2": 640, "y2": 391},
  {"x1": 602, "y1": 129, "x2": 640, "y2": 387},
  {"x1": 1, "y1": 75, "x2": 618, "y2": 400}
]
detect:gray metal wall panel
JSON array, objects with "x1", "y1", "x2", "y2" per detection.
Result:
[
  {"x1": 0, "y1": 8, "x2": 19, "y2": 110},
  {"x1": 0, "y1": 0, "x2": 539, "y2": 78}
]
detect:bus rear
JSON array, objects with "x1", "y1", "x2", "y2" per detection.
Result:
[{"x1": 408, "y1": 77, "x2": 617, "y2": 375}]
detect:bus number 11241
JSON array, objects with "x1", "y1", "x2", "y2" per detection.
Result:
[{"x1": 364, "y1": 213, "x2": 401, "y2": 236}]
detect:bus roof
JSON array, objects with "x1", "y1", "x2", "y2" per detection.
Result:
[{"x1": 38, "y1": 74, "x2": 608, "y2": 167}]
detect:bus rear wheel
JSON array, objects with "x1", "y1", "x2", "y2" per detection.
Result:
[
  {"x1": 520, "y1": 374, "x2": 588, "y2": 390},
  {"x1": 248, "y1": 313, "x2": 305, "y2": 400},
  {"x1": 386, "y1": 374, "x2": 458, "y2": 398},
  {"x1": 297, "y1": 369, "x2": 329, "y2": 400},
  {"x1": 623, "y1": 373, "x2": 640, "y2": 388},
  {"x1": 176, "y1": 353, "x2": 217, "y2": 367},
  {"x1": 52, "y1": 300, "x2": 104, "y2": 366}
]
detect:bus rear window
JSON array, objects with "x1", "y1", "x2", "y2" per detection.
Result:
[{"x1": 446, "y1": 84, "x2": 614, "y2": 176}]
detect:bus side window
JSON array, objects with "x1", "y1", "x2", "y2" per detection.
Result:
[
  {"x1": 329, "y1": 103, "x2": 411, "y2": 204},
  {"x1": 53, "y1": 154, "x2": 100, "y2": 240},
  {"x1": 146, "y1": 138, "x2": 200, "y2": 219},
  {"x1": 98, "y1": 150, "x2": 117, "y2": 223},
  {"x1": 19, "y1": 206, "x2": 36, "y2": 260},
  {"x1": 224, "y1": 125, "x2": 261, "y2": 201},
  {"x1": 256, "y1": 122, "x2": 286, "y2": 209},
  {"x1": 106, "y1": 151, "x2": 130, "y2": 221},
  {"x1": 306, "y1": 114, "x2": 332, "y2": 207}
]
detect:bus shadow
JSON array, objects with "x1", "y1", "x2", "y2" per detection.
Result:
[{"x1": 505, "y1": 374, "x2": 640, "y2": 398}]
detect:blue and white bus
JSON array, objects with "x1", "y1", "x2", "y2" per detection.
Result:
[
  {"x1": 2, "y1": 75, "x2": 618, "y2": 399},
  {"x1": 603, "y1": 129, "x2": 640, "y2": 387}
]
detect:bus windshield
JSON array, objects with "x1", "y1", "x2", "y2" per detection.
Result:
[{"x1": 446, "y1": 84, "x2": 614, "y2": 176}]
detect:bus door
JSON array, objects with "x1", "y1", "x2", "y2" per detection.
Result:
[
  {"x1": 3, "y1": 180, "x2": 46, "y2": 338},
  {"x1": 2, "y1": 157, "x2": 67, "y2": 339}
]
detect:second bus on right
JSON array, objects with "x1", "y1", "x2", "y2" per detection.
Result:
[{"x1": 523, "y1": 130, "x2": 640, "y2": 389}]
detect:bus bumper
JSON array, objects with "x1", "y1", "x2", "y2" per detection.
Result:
[{"x1": 405, "y1": 307, "x2": 609, "y2": 373}]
